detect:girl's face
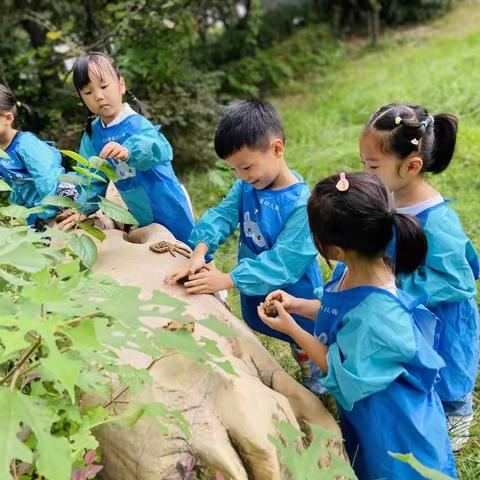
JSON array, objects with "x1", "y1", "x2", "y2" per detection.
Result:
[
  {"x1": 79, "y1": 64, "x2": 126, "y2": 124},
  {"x1": 0, "y1": 111, "x2": 14, "y2": 144},
  {"x1": 359, "y1": 131, "x2": 407, "y2": 192}
]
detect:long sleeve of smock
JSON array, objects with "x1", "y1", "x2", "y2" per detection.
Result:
[
  {"x1": 188, "y1": 180, "x2": 242, "y2": 253},
  {"x1": 123, "y1": 117, "x2": 173, "y2": 170},
  {"x1": 320, "y1": 292, "x2": 417, "y2": 411}
]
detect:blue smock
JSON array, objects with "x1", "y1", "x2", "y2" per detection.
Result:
[
  {"x1": 397, "y1": 201, "x2": 479, "y2": 403},
  {"x1": 315, "y1": 272, "x2": 457, "y2": 479},
  {"x1": 79, "y1": 113, "x2": 194, "y2": 244},
  {"x1": 189, "y1": 175, "x2": 323, "y2": 342},
  {"x1": 1, "y1": 131, "x2": 64, "y2": 224}
]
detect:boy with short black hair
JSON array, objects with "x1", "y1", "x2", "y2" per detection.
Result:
[{"x1": 166, "y1": 99, "x2": 322, "y2": 385}]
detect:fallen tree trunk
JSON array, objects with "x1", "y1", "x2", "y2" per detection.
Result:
[{"x1": 91, "y1": 223, "x2": 345, "y2": 480}]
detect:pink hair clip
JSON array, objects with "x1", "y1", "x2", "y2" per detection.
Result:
[{"x1": 336, "y1": 172, "x2": 349, "y2": 192}]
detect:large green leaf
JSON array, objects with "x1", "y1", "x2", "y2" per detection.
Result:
[
  {"x1": 89, "y1": 156, "x2": 119, "y2": 181},
  {"x1": 68, "y1": 234, "x2": 98, "y2": 268},
  {"x1": 0, "y1": 205, "x2": 47, "y2": 220},
  {"x1": 98, "y1": 197, "x2": 138, "y2": 226},
  {"x1": 0, "y1": 179, "x2": 12, "y2": 191},
  {"x1": 77, "y1": 222, "x2": 106, "y2": 241},
  {"x1": 389, "y1": 452, "x2": 454, "y2": 480},
  {"x1": 58, "y1": 174, "x2": 88, "y2": 186},
  {"x1": 0, "y1": 242, "x2": 49, "y2": 273},
  {"x1": 60, "y1": 150, "x2": 90, "y2": 168},
  {"x1": 0, "y1": 388, "x2": 71, "y2": 480},
  {"x1": 41, "y1": 195, "x2": 80, "y2": 209},
  {"x1": 73, "y1": 166, "x2": 107, "y2": 183}
]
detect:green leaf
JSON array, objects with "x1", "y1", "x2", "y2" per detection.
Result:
[
  {"x1": 60, "y1": 150, "x2": 90, "y2": 168},
  {"x1": 0, "y1": 178, "x2": 12, "y2": 191},
  {"x1": 89, "y1": 156, "x2": 119, "y2": 181},
  {"x1": 77, "y1": 222, "x2": 106, "y2": 241},
  {"x1": 56, "y1": 258, "x2": 81, "y2": 279},
  {"x1": 0, "y1": 148, "x2": 9, "y2": 159},
  {"x1": 0, "y1": 242, "x2": 49, "y2": 273},
  {"x1": 0, "y1": 267, "x2": 32, "y2": 286},
  {"x1": 41, "y1": 195, "x2": 80, "y2": 209},
  {"x1": 0, "y1": 205, "x2": 30, "y2": 219},
  {"x1": 58, "y1": 174, "x2": 88, "y2": 186},
  {"x1": 68, "y1": 234, "x2": 98, "y2": 268},
  {"x1": 0, "y1": 389, "x2": 71, "y2": 480},
  {"x1": 72, "y1": 166, "x2": 107, "y2": 183},
  {"x1": 0, "y1": 205, "x2": 46, "y2": 220},
  {"x1": 389, "y1": 452, "x2": 454, "y2": 480},
  {"x1": 269, "y1": 421, "x2": 355, "y2": 480},
  {"x1": 99, "y1": 197, "x2": 138, "y2": 226}
]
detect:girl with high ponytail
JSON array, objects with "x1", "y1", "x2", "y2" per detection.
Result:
[
  {"x1": 57, "y1": 52, "x2": 195, "y2": 244},
  {"x1": 257, "y1": 172, "x2": 457, "y2": 479},
  {"x1": 360, "y1": 103, "x2": 479, "y2": 450}
]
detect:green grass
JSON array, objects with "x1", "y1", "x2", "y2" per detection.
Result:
[{"x1": 184, "y1": 1, "x2": 480, "y2": 477}]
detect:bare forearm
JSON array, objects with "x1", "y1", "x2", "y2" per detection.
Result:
[
  {"x1": 289, "y1": 324, "x2": 328, "y2": 374},
  {"x1": 290, "y1": 298, "x2": 321, "y2": 320}
]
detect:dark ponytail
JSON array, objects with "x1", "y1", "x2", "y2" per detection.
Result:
[
  {"x1": 429, "y1": 113, "x2": 458, "y2": 174},
  {"x1": 391, "y1": 212, "x2": 427, "y2": 274},
  {"x1": 364, "y1": 103, "x2": 458, "y2": 175},
  {"x1": 0, "y1": 83, "x2": 34, "y2": 129},
  {"x1": 126, "y1": 89, "x2": 149, "y2": 117}
]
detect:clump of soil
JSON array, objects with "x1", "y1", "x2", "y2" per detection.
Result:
[{"x1": 264, "y1": 302, "x2": 278, "y2": 318}]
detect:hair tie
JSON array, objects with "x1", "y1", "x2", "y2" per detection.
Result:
[
  {"x1": 421, "y1": 115, "x2": 434, "y2": 129},
  {"x1": 395, "y1": 116, "x2": 402, "y2": 125},
  {"x1": 336, "y1": 172, "x2": 349, "y2": 192},
  {"x1": 410, "y1": 138, "x2": 419, "y2": 146}
]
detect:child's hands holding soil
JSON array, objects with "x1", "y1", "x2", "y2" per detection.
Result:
[
  {"x1": 257, "y1": 300, "x2": 297, "y2": 336},
  {"x1": 265, "y1": 290, "x2": 297, "y2": 313},
  {"x1": 165, "y1": 244, "x2": 207, "y2": 285},
  {"x1": 183, "y1": 263, "x2": 234, "y2": 294}
]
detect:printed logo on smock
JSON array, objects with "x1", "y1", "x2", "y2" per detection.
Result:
[
  {"x1": 243, "y1": 211, "x2": 267, "y2": 248},
  {"x1": 259, "y1": 197, "x2": 280, "y2": 211},
  {"x1": 115, "y1": 161, "x2": 136, "y2": 180},
  {"x1": 319, "y1": 304, "x2": 339, "y2": 316}
]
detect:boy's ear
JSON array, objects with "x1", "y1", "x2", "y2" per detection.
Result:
[
  {"x1": 272, "y1": 138, "x2": 284, "y2": 157},
  {"x1": 119, "y1": 77, "x2": 126, "y2": 95}
]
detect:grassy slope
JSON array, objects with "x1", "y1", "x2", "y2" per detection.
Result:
[{"x1": 185, "y1": 1, "x2": 480, "y2": 476}]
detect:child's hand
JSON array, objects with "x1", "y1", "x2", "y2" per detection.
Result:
[
  {"x1": 55, "y1": 208, "x2": 87, "y2": 231},
  {"x1": 164, "y1": 252, "x2": 206, "y2": 285},
  {"x1": 99, "y1": 142, "x2": 129, "y2": 161},
  {"x1": 265, "y1": 290, "x2": 297, "y2": 313},
  {"x1": 257, "y1": 300, "x2": 297, "y2": 336},
  {"x1": 183, "y1": 264, "x2": 234, "y2": 294}
]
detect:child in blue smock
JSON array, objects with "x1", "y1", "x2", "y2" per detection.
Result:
[
  {"x1": 57, "y1": 52, "x2": 194, "y2": 243},
  {"x1": 165, "y1": 100, "x2": 323, "y2": 388},
  {"x1": 258, "y1": 172, "x2": 457, "y2": 479},
  {"x1": 0, "y1": 84, "x2": 78, "y2": 229},
  {"x1": 360, "y1": 103, "x2": 479, "y2": 450}
]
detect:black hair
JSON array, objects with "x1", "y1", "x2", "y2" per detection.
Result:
[
  {"x1": 72, "y1": 52, "x2": 148, "y2": 137},
  {"x1": 363, "y1": 103, "x2": 458, "y2": 174},
  {"x1": 0, "y1": 83, "x2": 33, "y2": 125},
  {"x1": 214, "y1": 99, "x2": 285, "y2": 159},
  {"x1": 307, "y1": 172, "x2": 427, "y2": 274}
]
